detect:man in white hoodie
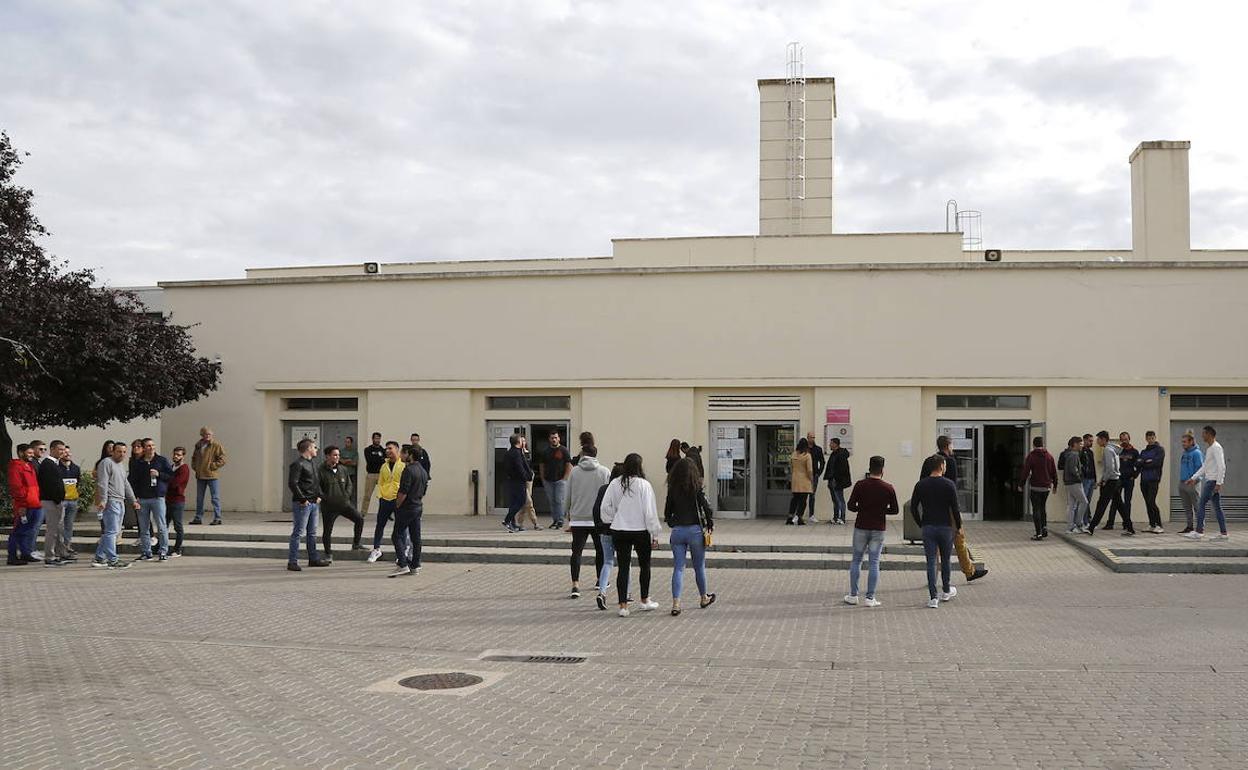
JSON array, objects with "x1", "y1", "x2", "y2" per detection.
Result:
[{"x1": 564, "y1": 446, "x2": 612, "y2": 599}]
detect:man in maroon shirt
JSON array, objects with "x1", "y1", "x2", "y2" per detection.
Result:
[
  {"x1": 843, "y1": 456, "x2": 899, "y2": 608},
  {"x1": 165, "y1": 446, "x2": 191, "y2": 557},
  {"x1": 1019, "y1": 436, "x2": 1058, "y2": 541}
]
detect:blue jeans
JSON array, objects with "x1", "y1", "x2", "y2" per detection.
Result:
[
  {"x1": 7, "y1": 508, "x2": 38, "y2": 559},
  {"x1": 21, "y1": 505, "x2": 45, "y2": 555},
  {"x1": 166, "y1": 502, "x2": 185, "y2": 552},
  {"x1": 829, "y1": 484, "x2": 846, "y2": 521},
  {"x1": 670, "y1": 524, "x2": 708, "y2": 598},
  {"x1": 137, "y1": 498, "x2": 169, "y2": 557},
  {"x1": 921, "y1": 525, "x2": 955, "y2": 600},
  {"x1": 95, "y1": 501, "x2": 123, "y2": 563},
  {"x1": 547, "y1": 479, "x2": 568, "y2": 525},
  {"x1": 1081, "y1": 479, "x2": 1095, "y2": 525},
  {"x1": 195, "y1": 478, "x2": 221, "y2": 522},
  {"x1": 849, "y1": 527, "x2": 886, "y2": 599},
  {"x1": 289, "y1": 501, "x2": 320, "y2": 564},
  {"x1": 373, "y1": 498, "x2": 396, "y2": 549},
  {"x1": 597, "y1": 528, "x2": 618, "y2": 593},
  {"x1": 1197, "y1": 481, "x2": 1227, "y2": 535},
  {"x1": 60, "y1": 500, "x2": 79, "y2": 551}
]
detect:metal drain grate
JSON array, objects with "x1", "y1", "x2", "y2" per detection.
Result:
[
  {"x1": 397, "y1": 672, "x2": 484, "y2": 690},
  {"x1": 483, "y1": 654, "x2": 586, "y2": 665}
]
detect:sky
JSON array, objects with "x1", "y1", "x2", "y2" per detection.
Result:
[{"x1": 2, "y1": 0, "x2": 1246, "y2": 286}]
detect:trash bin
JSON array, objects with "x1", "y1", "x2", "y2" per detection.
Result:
[{"x1": 902, "y1": 499, "x2": 922, "y2": 543}]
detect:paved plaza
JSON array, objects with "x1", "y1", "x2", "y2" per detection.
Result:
[{"x1": 2, "y1": 518, "x2": 1247, "y2": 769}]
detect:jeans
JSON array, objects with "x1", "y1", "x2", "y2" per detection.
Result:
[
  {"x1": 547, "y1": 479, "x2": 568, "y2": 525},
  {"x1": 137, "y1": 498, "x2": 169, "y2": 557},
  {"x1": 393, "y1": 508, "x2": 422, "y2": 568},
  {"x1": 921, "y1": 524, "x2": 955, "y2": 599},
  {"x1": 1197, "y1": 480, "x2": 1227, "y2": 535},
  {"x1": 829, "y1": 484, "x2": 847, "y2": 522},
  {"x1": 849, "y1": 527, "x2": 885, "y2": 599},
  {"x1": 21, "y1": 505, "x2": 45, "y2": 556},
  {"x1": 289, "y1": 501, "x2": 320, "y2": 564},
  {"x1": 612, "y1": 530, "x2": 652, "y2": 605},
  {"x1": 787, "y1": 492, "x2": 808, "y2": 521},
  {"x1": 569, "y1": 527, "x2": 603, "y2": 584},
  {"x1": 195, "y1": 478, "x2": 221, "y2": 522},
  {"x1": 597, "y1": 528, "x2": 617, "y2": 594},
  {"x1": 1178, "y1": 482, "x2": 1200, "y2": 529},
  {"x1": 60, "y1": 500, "x2": 79, "y2": 552},
  {"x1": 503, "y1": 480, "x2": 526, "y2": 528},
  {"x1": 670, "y1": 524, "x2": 708, "y2": 598},
  {"x1": 1028, "y1": 489, "x2": 1050, "y2": 537},
  {"x1": 1081, "y1": 479, "x2": 1096, "y2": 525},
  {"x1": 322, "y1": 505, "x2": 364, "y2": 553},
  {"x1": 1089, "y1": 479, "x2": 1131, "y2": 532},
  {"x1": 1140, "y1": 479, "x2": 1162, "y2": 529},
  {"x1": 42, "y1": 500, "x2": 68, "y2": 559},
  {"x1": 95, "y1": 501, "x2": 123, "y2": 563},
  {"x1": 7, "y1": 508, "x2": 38, "y2": 560},
  {"x1": 1065, "y1": 483, "x2": 1088, "y2": 530},
  {"x1": 166, "y1": 501, "x2": 185, "y2": 552},
  {"x1": 373, "y1": 498, "x2": 397, "y2": 549}
]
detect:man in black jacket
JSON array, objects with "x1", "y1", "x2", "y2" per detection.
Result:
[
  {"x1": 806, "y1": 431, "x2": 826, "y2": 523},
  {"x1": 317, "y1": 445, "x2": 365, "y2": 561},
  {"x1": 35, "y1": 440, "x2": 69, "y2": 565},
  {"x1": 502, "y1": 433, "x2": 533, "y2": 533},
  {"x1": 360, "y1": 432, "x2": 387, "y2": 516},
  {"x1": 823, "y1": 438, "x2": 852, "y2": 524},
  {"x1": 287, "y1": 438, "x2": 329, "y2": 571}
]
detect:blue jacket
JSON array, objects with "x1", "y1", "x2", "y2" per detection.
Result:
[
  {"x1": 1180, "y1": 445, "x2": 1204, "y2": 482},
  {"x1": 1137, "y1": 443, "x2": 1165, "y2": 483},
  {"x1": 129, "y1": 454, "x2": 175, "y2": 499}
]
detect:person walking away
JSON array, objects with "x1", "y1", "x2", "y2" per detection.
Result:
[
  {"x1": 664, "y1": 456, "x2": 716, "y2": 616},
  {"x1": 1058, "y1": 437, "x2": 1089, "y2": 533},
  {"x1": 1138, "y1": 431, "x2": 1166, "y2": 534},
  {"x1": 1080, "y1": 434, "x2": 1097, "y2": 528},
  {"x1": 317, "y1": 445, "x2": 365, "y2": 561},
  {"x1": 408, "y1": 433, "x2": 432, "y2": 477},
  {"x1": 843, "y1": 455, "x2": 898, "y2": 608},
  {"x1": 824, "y1": 438, "x2": 852, "y2": 524},
  {"x1": 6, "y1": 445, "x2": 42, "y2": 565},
  {"x1": 806, "y1": 431, "x2": 826, "y2": 523},
  {"x1": 600, "y1": 453, "x2": 663, "y2": 617},
  {"x1": 565, "y1": 445, "x2": 612, "y2": 598},
  {"x1": 286, "y1": 438, "x2": 329, "y2": 571},
  {"x1": 367, "y1": 442, "x2": 404, "y2": 561},
  {"x1": 1176, "y1": 431, "x2": 1203, "y2": 534},
  {"x1": 1184, "y1": 425, "x2": 1228, "y2": 540},
  {"x1": 541, "y1": 431, "x2": 574, "y2": 529},
  {"x1": 911, "y1": 455, "x2": 963, "y2": 608},
  {"x1": 1088, "y1": 431, "x2": 1133, "y2": 535},
  {"x1": 389, "y1": 446, "x2": 429, "y2": 577},
  {"x1": 937, "y1": 435, "x2": 988, "y2": 581},
  {"x1": 92, "y1": 441, "x2": 138, "y2": 569},
  {"x1": 594, "y1": 463, "x2": 625, "y2": 610},
  {"x1": 501, "y1": 434, "x2": 532, "y2": 532},
  {"x1": 516, "y1": 435, "x2": 539, "y2": 531},
  {"x1": 35, "y1": 440, "x2": 70, "y2": 565},
  {"x1": 360, "y1": 433, "x2": 386, "y2": 516},
  {"x1": 1019, "y1": 436, "x2": 1058, "y2": 541},
  {"x1": 58, "y1": 446, "x2": 82, "y2": 559},
  {"x1": 664, "y1": 439, "x2": 682, "y2": 475},
  {"x1": 1111, "y1": 432, "x2": 1140, "y2": 529},
  {"x1": 166, "y1": 447, "x2": 190, "y2": 557},
  {"x1": 129, "y1": 438, "x2": 173, "y2": 561},
  {"x1": 787, "y1": 438, "x2": 814, "y2": 525},
  {"x1": 190, "y1": 427, "x2": 227, "y2": 525}
]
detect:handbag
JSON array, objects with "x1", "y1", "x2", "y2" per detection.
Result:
[{"x1": 696, "y1": 490, "x2": 714, "y2": 548}]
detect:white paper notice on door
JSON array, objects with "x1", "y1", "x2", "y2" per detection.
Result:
[
  {"x1": 291, "y1": 426, "x2": 320, "y2": 449},
  {"x1": 716, "y1": 457, "x2": 734, "y2": 481}
]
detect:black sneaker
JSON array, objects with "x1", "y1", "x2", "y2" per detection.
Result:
[
  {"x1": 1121, "y1": 530, "x2": 1136, "y2": 536},
  {"x1": 797, "y1": 519, "x2": 806, "y2": 526},
  {"x1": 1178, "y1": 527, "x2": 1194, "y2": 534},
  {"x1": 108, "y1": 560, "x2": 131, "y2": 570},
  {"x1": 190, "y1": 519, "x2": 203, "y2": 525},
  {"x1": 596, "y1": 594, "x2": 607, "y2": 610},
  {"x1": 785, "y1": 519, "x2": 795, "y2": 526},
  {"x1": 209, "y1": 520, "x2": 223, "y2": 526},
  {"x1": 287, "y1": 562, "x2": 302, "y2": 572},
  {"x1": 6, "y1": 557, "x2": 27, "y2": 566},
  {"x1": 968, "y1": 567, "x2": 988, "y2": 582},
  {"x1": 137, "y1": 554, "x2": 153, "y2": 562},
  {"x1": 158, "y1": 554, "x2": 168, "y2": 561}
]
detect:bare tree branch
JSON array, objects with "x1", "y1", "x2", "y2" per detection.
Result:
[{"x1": 0, "y1": 334, "x2": 60, "y2": 382}]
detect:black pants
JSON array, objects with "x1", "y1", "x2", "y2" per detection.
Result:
[
  {"x1": 1141, "y1": 479, "x2": 1162, "y2": 529},
  {"x1": 503, "y1": 480, "x2": 526, "y2": 527},
  {"x1": 1109, "y1": 478, "x2": 1136, "y2": 526},
  {"x1": 1090, "y1": 479, "x2": 1131, "y2": 532},
  {"x1": 392, "y1": 508, "x2": 422, "y2": 569},
  {"x1": 612, "y1": 530, "x2": 651, "y2": 605},
  {"x1": 322, "y1": 505, "x2": 364, "y2": 553},
  {"x1": 788, "y1": 493, "x2": 808, "y2": 521},
  {"x1": 1029, "y1": 489, "x2": 1050, "y2": 536},
  {"x1": 569, "y1": 528, "x2": 604, "y2": 583}
]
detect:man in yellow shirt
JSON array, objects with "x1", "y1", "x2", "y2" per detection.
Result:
[{"x1": 367, "y1": 441, "x2": 404, "y2": 563}]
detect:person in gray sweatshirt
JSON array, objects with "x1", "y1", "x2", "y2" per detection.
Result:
[
  {"x1": 563, "y1": 446, "x2": 612, "y2": 598},
  {"x1": 1059, "y1": 436, "x2": 1088, "y2": 533},
  {"x1": 92, "y1": 441, "x2": 138, "y2": 569},
  {"x1": 1087, "y1": 431, "x2": 1134, "y2": 535}
]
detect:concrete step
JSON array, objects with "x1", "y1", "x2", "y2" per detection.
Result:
[{"x1": 1054, "y1": 530, "x2": 1248, "y2": 573}]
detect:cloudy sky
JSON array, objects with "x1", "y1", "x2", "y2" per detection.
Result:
[{"x1": 3, "y1": 0, "x2": 1246, "y2": 286}]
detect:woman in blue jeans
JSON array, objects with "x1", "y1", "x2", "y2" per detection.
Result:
[
  {"x1": 910, "y1": 454, "x2": 963, "y2": 609},
  {"x1": 664, "y1": 458, "x2": 716, "y2": 616}
]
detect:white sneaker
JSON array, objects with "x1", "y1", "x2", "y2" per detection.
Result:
[
  {"x1": 864, "y1": 597, "x2": 881, "y2": 608},
  {"x1": 1183, "y1": 531, "x2": 1204, "y2": 540},
  {"x1": 926, "y1": 598, "x2": 940, "y2": 609},
  {"x1": 618, "y1": 607, "x2": 630, "y2": 617},
  {"x1": 387, "y1": 566, "x2": 411, "y2": 578},
  {"x1": 1211, "y1": 533, "x2": 1230, "y2": 541},
  {"x1": 1151, "y1": 526, "x2": 1164, "y2": 534},
  {"x1": 843, "y1": 594, "x2": 859, "y2": 606},
  {"x1": 638, "y1": 600, "x2": 660, "y2": 611},
  {"x1": 940, "y1": 586, "x2": 958, "y2": 602},
  {"x1": 367, "y1": 548, "x2": 382, "y2": 563}
]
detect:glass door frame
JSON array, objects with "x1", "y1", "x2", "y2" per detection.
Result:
[
  {"x1": 485, "y1": 420, "x2": 571, "y2": 516},
  {"x1": 710, "y1": 421, "x2": 753, "y2": 519},
  {"x1": 938, "y1": 419, "x2": 1032, "y2": 522}
]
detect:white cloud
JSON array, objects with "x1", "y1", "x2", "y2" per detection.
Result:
[{"x1": 1, "y1": 0, "x2": 1245, "y2": 285}]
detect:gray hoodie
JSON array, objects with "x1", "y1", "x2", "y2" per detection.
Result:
[
  {"x1": 1101, "y1": 442, "x2": 1121, "y2": 482},
  {"x1": 565, "y1": 456, "x2": 611, "y2": 528}
]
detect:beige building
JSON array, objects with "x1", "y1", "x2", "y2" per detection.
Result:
[{"x1": 146, "y1": 79, "x2": 1248, "y2": 526}]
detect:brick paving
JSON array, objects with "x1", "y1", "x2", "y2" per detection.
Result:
[{"x1": 2, "y1": 520, "x2": 1246, "y2": 768}]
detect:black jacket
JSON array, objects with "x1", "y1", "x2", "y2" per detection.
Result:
[
  {"x1": 809, "y1": 444, "x2": 826, "y2": 480},
  {"x1": 1079, "y1": 447, "x2": 1097, "y2": 483},
  {"x1": 363, "y1": 443, "x2": 387, "y2": 474},
  {"x1": 504, "y1": 446, "x2": 533, "y2": 482},
  {"x1": 824, "y1": 447, "x2": 852, "y2": 489},
  {"x1": 36, "y1": 456, "x2": 65, "y2": 503},
  {"x1": 288, "y1": 456, "x2": 322, "y2": 503},
  {"x1": 316, "y1": 463, "x2": 355, "y2": 512},
  {"x1": 664, "y1": 485, "x2": 714, "y2": 530},
  {"x1": 410, "y1": 446, "x2": 431, "y2": 477}
]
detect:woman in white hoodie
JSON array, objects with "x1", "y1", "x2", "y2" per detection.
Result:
[{"x1": 600, "y1": 453, "x2": 663, "y2": 617}]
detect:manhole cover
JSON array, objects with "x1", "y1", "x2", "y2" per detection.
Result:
[
  {"x1": 397, "y1": 672, "x2": 484, "y2": 690},
  {"x1": 482, "y1": 655, "x2": 586, "y2": 664}
]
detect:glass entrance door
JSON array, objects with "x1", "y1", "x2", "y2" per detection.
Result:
[
  {"x1": 710, "y1": 423, "x2": 752, "y2": 518},
  {"x1": 938, "y1": 422, "x2": 982, "y2": 521},
  {"x1": 756, "y1": 423, "x2": 798, "y2": 517},
  {"x1": 488, "y1": 422, "x2": 526, "y2": 516}
]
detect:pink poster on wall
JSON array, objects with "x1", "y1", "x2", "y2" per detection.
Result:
[{"x1": 825, "y1": 408, "x2": 851, "y2": 423}]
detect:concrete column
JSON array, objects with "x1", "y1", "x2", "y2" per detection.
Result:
[{"x1": 1130, "y1": 140, "x2": 1191, "y2": 261}]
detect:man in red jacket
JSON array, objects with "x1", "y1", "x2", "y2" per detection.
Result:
[
  {"x1": 1019, "y1": 436, "x2": 1059, "y2": 541},
  {"x1": 6, "y1": 444, "x2": 43, "y2": 565},
  {"x1": 165, "y1": 446, "x2": 191, "y2": 557}
]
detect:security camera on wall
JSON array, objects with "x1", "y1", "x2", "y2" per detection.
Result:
[
  {"x1": 363, "y1": 262, "x2": 380, "y2": 274},
  {"x1": 984, "y1": 249, "x2": 1002, "y2": 262}
]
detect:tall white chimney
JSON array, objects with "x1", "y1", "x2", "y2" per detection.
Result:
[
  {"x1": 1130, "y1": 140, "x2": 1191, "y2": 261},
  {"x1": 759, "y1": 76, "x2": 836, "y2": 236}
]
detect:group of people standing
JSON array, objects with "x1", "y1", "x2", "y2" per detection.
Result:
[{"x1": 786, "y1": 431, "x2": 854, "y2": 525}]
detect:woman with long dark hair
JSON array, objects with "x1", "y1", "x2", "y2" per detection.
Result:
[
  {"x1": 98, "y1": 440, "x2": 115, "y2": 462},
  {"x1": 600, "y1": 453, "x2": 663, "y2": 617},
  {"x1": 665, "y1": 439, "x2": 682, "y2": 474},
  {"x1": 787, "y1": 437, "x2": 813, "y2": 525},
  {"x1": 664, "y1": 457, "x2": 715, "y2": 615}
]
